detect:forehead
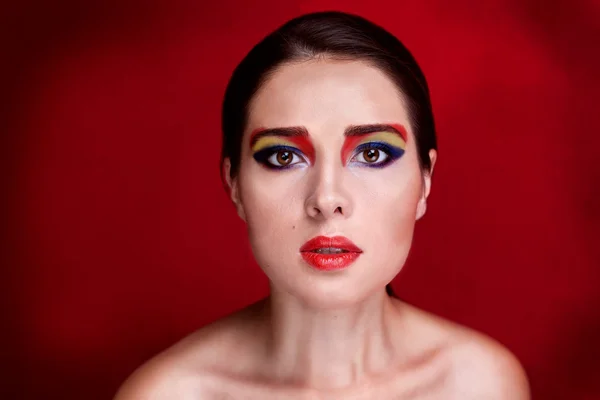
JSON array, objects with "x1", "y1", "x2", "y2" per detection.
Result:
[{"x1": 247, "y1": 59, "x2": 411, "y2": 136}]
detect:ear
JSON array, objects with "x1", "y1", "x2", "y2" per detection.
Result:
[
  {"x1": 416, "y1": 149, "x2": 437, "y2": 221},
  {"x1": 223, "y1": 158, "x2": 246, "y2": 222}
]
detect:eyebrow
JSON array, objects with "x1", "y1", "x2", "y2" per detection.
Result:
[
  {"x1": 344, "y1": 124, "x2": 407, "y2": 141},
  {"x1": 249, "y1": 123, "x2": 407, "y2": 147},
  {"x1": 249, "y1": 126, "x2": 309, "y2": 148}
]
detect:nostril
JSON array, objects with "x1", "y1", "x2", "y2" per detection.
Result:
[{"x1": 335, "y1": 206, "x2": 343, "y2": 214}]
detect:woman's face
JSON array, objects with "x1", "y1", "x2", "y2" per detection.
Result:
[{"x1": 227, "y1": 59, "x2": 435, "y2": 308}]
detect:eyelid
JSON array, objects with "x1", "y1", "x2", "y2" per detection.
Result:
[
  {"x1": 254, "y1": 144, "x2": 307, "y2": 158},
  {"x1": 353, "y1": 132, "x2": 407, "y2": 149},
  {"x1": 252, "y1": 137, "x2": 308, "y2": 152},
  {"x1": 352, "y1": 141, "x2": 403, "y2": 155}
]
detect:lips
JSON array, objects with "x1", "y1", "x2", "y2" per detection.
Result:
[{"x1": 299, "y1": 236, "x2": 362, "y2": 271}]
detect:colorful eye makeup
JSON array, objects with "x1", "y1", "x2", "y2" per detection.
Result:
[
  {"x1": 341, "y1": 124, "x2": 408, "y2": 168},
  {"x1": 249, "y1": 123, "x2": 407, "y2": 170},
  {"x1": 250, "y1": 127, "x2": 315, "y2": 170}
]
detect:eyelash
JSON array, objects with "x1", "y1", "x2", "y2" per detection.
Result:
[
  {"x1": 349, "y1": 142, "x2": 405, "y2": 168},
  {"x1": 252, "y1": 142, "x2": 405, "y2": 170},
  {"x1": 252, "y1": 145, "x2": 306, "y2": 170}
]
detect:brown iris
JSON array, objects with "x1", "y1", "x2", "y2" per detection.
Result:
[
  {"x1": 363, "y1": 149, "x2": 380, "y2": 163},
  {"x1": 276, "y1": 151, "x2": 292, "y2": 165}
]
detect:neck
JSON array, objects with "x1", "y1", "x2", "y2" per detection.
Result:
[{"x1": 260, "y1": 285, "x2": 402, "y2": 389}]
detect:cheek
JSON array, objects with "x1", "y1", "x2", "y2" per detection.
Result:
[
  {"x1": 390, "y1": 206, "x2": 418, "y2": 257},
  {"x1": 363, "y1": 174, "x2": 422, "y2": 256},
  {"x1": 239, "y1": 177, "x2": 307, "y2": 284},
  {"x1": 372, "y1": 193, "x2": 418, "y2": 245},
  {"x1": 238, "y1": 171, "x2": 302, "y2": 249}
]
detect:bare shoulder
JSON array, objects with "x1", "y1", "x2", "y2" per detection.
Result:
[
  {"x1": 446, "y1": 332, "x2": 531, "y2": 399},
  {"x1": 114, "y1": 300, "x2": 267, "y2": 400},
  {"x1": 113, "y1": 350, "x2": 208, "y2": 400},
  {"x1": 112, "y1": 331, "x2": 221, "y2": 400},
  {"x1": 400, "y1": 301, "x2": 530, "y2": 399}
]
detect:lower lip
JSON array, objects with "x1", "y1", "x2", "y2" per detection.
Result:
[{"x1": 300, "y1": 252, "x2": 361, "y2": 271}]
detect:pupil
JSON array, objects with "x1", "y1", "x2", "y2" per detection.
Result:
[
  {"x1": 277, "y1": 151, "x2": 291, "y2": 165},
  {"x1": 365, "y1": 149, "x2": 379, "y2": 162}
]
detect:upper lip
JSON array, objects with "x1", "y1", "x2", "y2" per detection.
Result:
[{"x1": 300, "y1": 236, "x2": 363, "y2": 253}]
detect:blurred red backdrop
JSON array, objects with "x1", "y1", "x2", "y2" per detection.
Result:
[{"x1": 2, "y1": 0, "x2": 599, "y2": 399}]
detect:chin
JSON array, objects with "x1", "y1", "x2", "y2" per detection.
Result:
[
  {"x1": 263, "y1": 251, "x2": 397, "y2": 299},
  {"x1": 279, "y1": 272, "x2": 389, "y2": 309}
]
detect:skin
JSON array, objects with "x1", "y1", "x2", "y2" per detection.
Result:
[{"x1": 114, "y1": 59, "x2": 530, "y2": 399}]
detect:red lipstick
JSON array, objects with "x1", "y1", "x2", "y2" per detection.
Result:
[{"x1": 299, "y1": 236, "x2": 362, "y2": 271}]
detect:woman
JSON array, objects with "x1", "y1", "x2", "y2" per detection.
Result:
[{"x1": 115, "y1": 11, "x2": 530, "y2": 399}]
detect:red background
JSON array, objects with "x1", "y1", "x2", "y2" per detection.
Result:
[{"x1": 2, "y1": 1, "x2": 599, "y2": 398}]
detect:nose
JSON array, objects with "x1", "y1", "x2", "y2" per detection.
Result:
[{"x1": 304, "y1": 164, "x2": 353, "y2": 220}]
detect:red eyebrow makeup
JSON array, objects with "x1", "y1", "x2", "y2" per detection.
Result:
[
  {"x1": 249, "y1": 126, "x2": 316, "y2": 163},
  {"x1": 340, "y1": 123, "x2": 408, "y2": 164}
]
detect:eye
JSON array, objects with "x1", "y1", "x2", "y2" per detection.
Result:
[
  {"x1": 253, "y1": 145, "x2": 306, "y2": 170},
  {"x1": 350, "y1": 142, "x2": 403, "y2": 168},
  {"x1": 267, "y1": 150, "x2": 303, "y2": 167},
  {"x1": 354, "y1": 148, "x2": 389, "y2": 164}
]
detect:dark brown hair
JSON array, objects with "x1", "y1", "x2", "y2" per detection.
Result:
[{"x1": 220, "y1": 11, "x2": 438, "y2": 298}]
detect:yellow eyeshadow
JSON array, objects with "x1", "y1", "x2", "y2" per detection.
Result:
[
  {"x1": 251, "y1": 137, "x2": 297, "y2": 152},
  {"x1": 357, "y1": 131, "x2": 406, "y2": 149}
]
